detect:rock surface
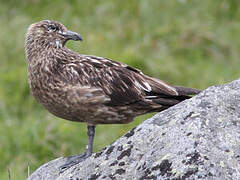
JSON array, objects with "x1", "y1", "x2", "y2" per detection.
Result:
[{"x1": 27, "y1": 79, "x2": 240, "y2": 180}]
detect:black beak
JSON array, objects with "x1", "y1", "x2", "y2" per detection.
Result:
[{"x1": 61, "y1": 30, "x2": 82, "y2": 41}]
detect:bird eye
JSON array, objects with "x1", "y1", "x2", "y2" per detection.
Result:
[{"x1": 48, "y1": 25, "x2": 58, "y2": 31}]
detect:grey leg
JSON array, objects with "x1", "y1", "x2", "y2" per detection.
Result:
[
  {"x1": 59, "y1": 125, "x2": 96, "y2": 173},
  {"x1": 85, "y1": 125, "x2": 95, "y2": 156}
]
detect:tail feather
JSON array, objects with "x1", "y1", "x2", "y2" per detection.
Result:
[
  {"x1": 147, "y1": 86, "x2": 201, "y2": 110},
  {"x1": 152, "y1": 98, "x2": 181, "y2": 106},
  {"x1": 174, "y1": 86, "x2": 201, "y2": 96}
]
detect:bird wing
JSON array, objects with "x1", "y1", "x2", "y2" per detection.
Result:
[{"x1": 61, "y1": 55, "x2": 179, "y2": 106}]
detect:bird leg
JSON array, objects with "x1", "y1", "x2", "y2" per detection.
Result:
[
  {"x1": 85, "y1": 125, "x2": 95, "y2": 156},
  {"x1": 59, "y1": 125, "x2": 96, "y2": 173}
]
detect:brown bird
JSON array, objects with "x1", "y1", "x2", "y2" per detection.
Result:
[{"x1": 25, "y1": 20, "x2": 200, "y2": 172}]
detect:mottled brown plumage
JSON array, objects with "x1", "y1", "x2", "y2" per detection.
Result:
[{"x1": 25, "y1": 20, "x2": 201, "y2": 171}]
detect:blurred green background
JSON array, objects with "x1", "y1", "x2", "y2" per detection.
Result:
[{"x1": 0, "y1": 0, "x2": 240, "y2": 179}]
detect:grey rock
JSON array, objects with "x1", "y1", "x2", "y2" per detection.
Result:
[{"x1": 27, "y1": 79, "x2": 240, "y2": 180}]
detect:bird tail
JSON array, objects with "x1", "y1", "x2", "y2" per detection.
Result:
[
  {"x1": 174, "y1": 86, "x2": 201, "y2": 96},
  {"x1": 151, "y1": 86, "x2": 201, "y2": 107}
]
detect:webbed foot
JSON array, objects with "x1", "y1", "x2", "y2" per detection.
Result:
[
  {"x1": 59, "y1": 125, "x2": 96, "y2": 173},
  {"x1": 59, "y1": 153, "x2": 88, "y2": 173}
]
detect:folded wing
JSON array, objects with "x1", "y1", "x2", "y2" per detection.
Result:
[{"x1": 61, "y1": 55, "x2": 200, "y2": 108}]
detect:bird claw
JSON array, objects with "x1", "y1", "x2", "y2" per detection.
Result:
[{"x1": 58, "y1": 153, "x2": 87, "y2": 173}]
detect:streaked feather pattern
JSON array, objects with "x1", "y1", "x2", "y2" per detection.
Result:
[{"x1": 25, "y1": 20, "x2": 201, "y2": 125}]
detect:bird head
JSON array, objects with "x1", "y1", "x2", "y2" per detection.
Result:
[{"x1": 26, "y1": 20, "x2": 82, "y2": 49}]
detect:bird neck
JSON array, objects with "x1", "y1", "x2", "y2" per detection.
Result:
[{"x1": 26, "y1": 41, "x2": 78, "y2": 72}]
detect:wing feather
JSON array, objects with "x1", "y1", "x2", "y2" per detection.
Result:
[{"x1": 60, "y1": 55, "x2": 181, "y2": 106}]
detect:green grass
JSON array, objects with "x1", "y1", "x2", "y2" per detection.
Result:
[{"x1": 1, "y1": 0, "x2": 240, "y2": 179}]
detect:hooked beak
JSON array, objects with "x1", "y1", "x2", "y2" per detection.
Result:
[{"x1": 61, "y1": 30, "x2": 82, "y2": 41}]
